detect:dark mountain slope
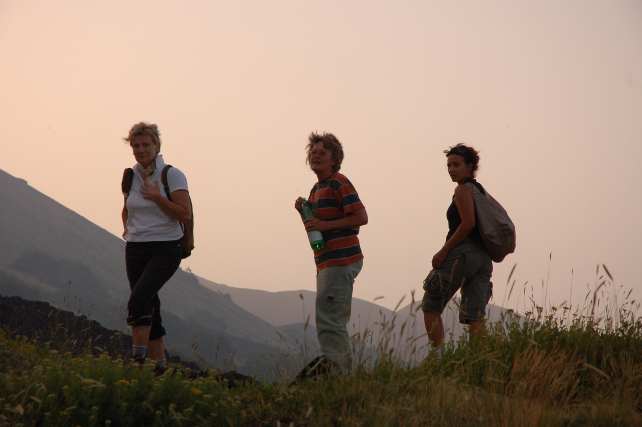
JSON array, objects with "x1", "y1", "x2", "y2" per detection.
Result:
[
  {"x1": 0, "y1": 294, "x2": 132, "y2": 358},
  {"x1": 0, "y1": 171, "x2": 126, "y2": 301},
  {"x1": 0, "y1": 295, "x2": 210, "y2": 372},
  {"x1": 0, "y1": 169, "x2": 291, "y2": 371}
]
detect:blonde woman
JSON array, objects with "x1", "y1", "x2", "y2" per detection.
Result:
[{"x1": 122, "y1": 122, "x2": 191, "y2": 373}]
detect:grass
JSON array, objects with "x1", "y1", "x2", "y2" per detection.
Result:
[{"x1": 1, "y1": 265, "x2": 641, "y2": 426}]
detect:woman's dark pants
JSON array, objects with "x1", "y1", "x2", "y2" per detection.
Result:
[{"x1": 125, "y1": 239, "x2": 182, "y2": 341}]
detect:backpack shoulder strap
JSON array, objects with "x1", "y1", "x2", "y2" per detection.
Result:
[
  {"x1": 161, "y1": 165, "x2": 173, "y2": 201},
  {"x1": 465, "y1": 182, "x2": 490, "y2": 199},
  {"x1": 121, "y1": 168, "x2": 134, "y2": 196},
  {"x1": 161, "y1": 164, "x2": 192, "y2": 239},
  {"x1": 464, "y1": 182, "x2": 479, "y2": 198}
]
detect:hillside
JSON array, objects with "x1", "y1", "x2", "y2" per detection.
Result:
[
  {"x1": 0, "y1": 167, "x2": 513, "y2": 374},
  {"x1": 0, "y1": 169, "x2": 297, "y2": 371},
  {"x1": 0, "y1": 294, "x2": 133, "y2": 358},
  {"x1": 2, "y1": 291, "x2": 640, "y2": 426},
  {"x1": 198, "y1": 276, "x2": 398, "y2": 328},
  {"x1": 0, "y1": 295, "x2": 195, "y2": 369},
  {"x1": 198, "y1": 275, "x2": 512, "y2": 355}
]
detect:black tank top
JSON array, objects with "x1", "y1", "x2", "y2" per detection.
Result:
[{"x1": 446, "y1": 179, "x2": 486, "y2": 242}]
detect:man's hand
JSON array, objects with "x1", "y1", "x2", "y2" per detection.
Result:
[
  {"x1": 294, "y1": 197, "x2": 305, "y2": 213},
  {"x1": 303, "y1": 218, "x2": 327, "y2": 232},
  {"x1": 304, "y1": 208, "x2": 367, "y2": 233}
]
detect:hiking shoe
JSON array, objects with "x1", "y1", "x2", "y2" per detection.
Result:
[
  {"x1": 425, "y1": 347, "x2": 443, "y2": 362},
  {"x1": 289, "y1": 356, "x2": 332, "y2": 387},
  {"x1": 310, "y1": 373, "x2": 330, "y2": 382},
  {"x1": 153, "y1": 364, "x2": 168, "y2": 377},
  {"x1": 214, "y1": 371, "x2": 254, "y2": 388},
  {"x1": 124, "y1": 353, "x2": 146, "y2": 367}
]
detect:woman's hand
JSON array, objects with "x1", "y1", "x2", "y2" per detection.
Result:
[
  {"x1": 294, "y1": 197, "x2": 305, "y2": 213},
  {"x1": 140, "y1": 175, "x2": 162, "y2": 203},
  {"x1": 432, "y1": 248, "x2": 448, "y2": 269}
]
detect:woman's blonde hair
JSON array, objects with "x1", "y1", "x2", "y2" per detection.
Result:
[{"x1": 123, "y1": 122, "x2": 161, "y2": 151}]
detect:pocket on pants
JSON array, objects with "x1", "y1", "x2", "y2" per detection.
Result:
[
  {"x1": 423, "y1": 269, "x2": 438, "y2": 291},
  {"x1": 322, "y1": 286, "x2": 351, "y2": 321},
  {"x1": 325, "y1": 286, "x2": 349, "y2": 304},
  {"x1": 423, "y1": 269, "x2": 451, "y2": 294}
]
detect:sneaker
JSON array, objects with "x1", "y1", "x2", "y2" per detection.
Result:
[
  {"x1": 124, "y1": 352, "x2": 146, "y2": 367},
  {"x1": 289, "y1": 356, "x2": 332, "y2": 387},
  {"x1": 428, "y1": 347, "x2": 443, "y2": 361},
  {"x1": 153, "y1": 364, "x2": 168, "y2": 376},
  {"x1": 310, "y1": 373, "x2": 329, "y2": 382}
]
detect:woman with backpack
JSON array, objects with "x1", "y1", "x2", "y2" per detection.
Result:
[
  {"x1": 422, "y1": 144, "x2": 494, "y2": 356},
  {"x1": 121, "y1": 122, "x2": 191, "y2": 373}
]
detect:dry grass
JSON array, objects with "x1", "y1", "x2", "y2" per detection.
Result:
[{"x1": 1, "y1": 264, "x2": 641, "y2": 426}]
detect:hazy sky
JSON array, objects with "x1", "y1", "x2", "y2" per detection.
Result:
[{"x1": 1, "y1": 1, "x2": 641, "y2": 314}]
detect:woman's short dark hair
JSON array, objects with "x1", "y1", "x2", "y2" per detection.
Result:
[
  {"x1": 444, "y1": 143, "x2": 480, "y2": 177},
  {"x1": 306, "y1": 132, "x2": 344, "y2": 173}
]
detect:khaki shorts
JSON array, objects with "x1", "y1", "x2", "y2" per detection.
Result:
[{"x1": 421, "y1": 243, "x2": 493, "y2": 324}]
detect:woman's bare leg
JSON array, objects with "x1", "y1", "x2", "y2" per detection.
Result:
[
  {"x1": 132, "y1": 325, "x2": 151, "y2": 347},
  {"x1": 147, "y1": 337, "x2": 165, "y2": 361},
  {"x1": 468, "y1": 320, "x2": 485, "y2": 341},
  {"x1": 424, "y1": 312, "x2": 444, "y2": 348}
]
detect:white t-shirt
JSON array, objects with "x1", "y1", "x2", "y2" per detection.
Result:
[{"x1": 124, "y1": 155, "x2": 189, "y2": 242}]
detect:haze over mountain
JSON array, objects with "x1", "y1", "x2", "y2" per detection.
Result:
[
  {"x1": 199, "y1": 275, "x2": 511, "y2": 353},
  {"x1": 0, "y1": 168, "x2": 295, "y2": 373},
  {"x1": 0, "y1": 167, "x2": 511, "y2": 375}
]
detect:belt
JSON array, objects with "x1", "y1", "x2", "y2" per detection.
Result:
[{"x1": 460, "y1": 236, "x2": 481, "y2": 245}]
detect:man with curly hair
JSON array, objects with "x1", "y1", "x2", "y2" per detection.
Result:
[{"x1": 294, "y1": 132, "x2": 368, "y2": 375}]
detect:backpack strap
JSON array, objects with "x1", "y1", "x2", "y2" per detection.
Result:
[
  {"x1": 161, "y1": 164, "x2": 183, "y2": 228},
  {"x1": 161, "y1": 165, "x2": 174, "y2": 201},
  {"x1": 466, "y1": 182, "x2": 492, "y2": 201},
  {"x1": 121, "y1": 168, "x2": 134, "y2": 196},
  {"x1": 161, "y1": 164, "x2": 193, "y2": 242}
]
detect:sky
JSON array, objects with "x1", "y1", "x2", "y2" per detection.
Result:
[{"x1": 1, "y1": 1, "x2": 641, "y2": 315}]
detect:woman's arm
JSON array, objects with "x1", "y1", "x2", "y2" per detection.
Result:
[
  {"x1": 122, "y1": 196, "x2": 129, "y2": 238},
  {"x1": 432, "y1": 185, "x2": 475, "y2": 268},
  {"x1": 165, "y1": 189, "x2": 192, "y2": 223}
]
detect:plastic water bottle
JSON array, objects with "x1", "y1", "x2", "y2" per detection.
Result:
[{"x1": 300, "y1": 199, "x2": 325, "y2": 250}]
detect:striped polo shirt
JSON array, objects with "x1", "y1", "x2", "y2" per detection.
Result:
[{"x1": 308, "y1": 173, "x2": 365, "y2": 271}]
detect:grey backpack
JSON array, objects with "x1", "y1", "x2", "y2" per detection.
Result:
[{"x1": 465, "y1": 183, "x2": 515, "y2": 262}]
